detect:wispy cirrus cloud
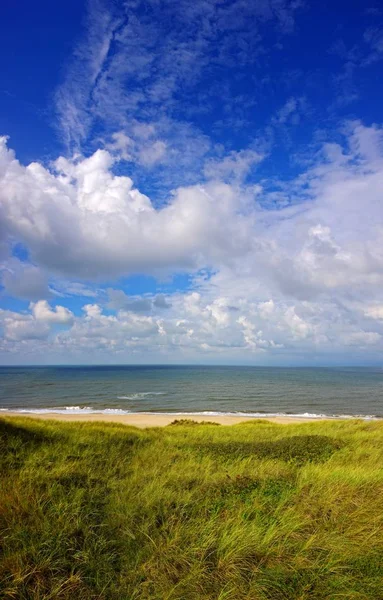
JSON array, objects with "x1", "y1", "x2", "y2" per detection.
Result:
[{"x1": 54, "y1": 0, "x2": 304, "y2": 193}]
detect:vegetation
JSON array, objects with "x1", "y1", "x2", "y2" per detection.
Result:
[
  {"x1": 1, "y1": 416, "x2": 383, "y2": 599},
  {"x1": 169, "y1": 419, "x2": 221, "y2": 427}
]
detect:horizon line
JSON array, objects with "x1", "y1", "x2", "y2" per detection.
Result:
[{"x1": 1, "y1": 363, "x2": 382, "y2": 369}]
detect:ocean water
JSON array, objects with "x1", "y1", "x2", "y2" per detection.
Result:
[{"x1": 0, "y1": 365, "x2": 382, "y2": 419}]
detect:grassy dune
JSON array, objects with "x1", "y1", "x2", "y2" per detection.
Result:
[{"x1": 1, "y1": 417, "x2": 383, "y2": 599}]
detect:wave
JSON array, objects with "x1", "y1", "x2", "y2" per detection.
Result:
[
  {"x1": 0, "y1": 407, "x2": 380, "y2": 419},
  {"x1": 0, "y1": 406, "x2": 130, "y2": 415},
  {"x1": 117, "y1": 392, "x2": 165, "y2": 400}
]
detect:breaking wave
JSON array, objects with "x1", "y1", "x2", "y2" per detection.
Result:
[
  {"x1": 117, "y1": 392, "x2": 166, "y2": 400},
  {"x1": 0, "y1": 407, "x2": 380, "y2": 419}
]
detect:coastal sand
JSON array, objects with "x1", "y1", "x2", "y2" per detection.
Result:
[{"x1": 3, "y1": 412, "x2": 328, "y2": 427}]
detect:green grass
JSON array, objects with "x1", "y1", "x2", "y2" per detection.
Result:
[{"x1": 1, "y1": 417, "x2": 383, "y2": 599}]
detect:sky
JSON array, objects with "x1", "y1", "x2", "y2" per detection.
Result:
[{"x1": 1, "y1": 0, "x2": 383, "y2": 366}]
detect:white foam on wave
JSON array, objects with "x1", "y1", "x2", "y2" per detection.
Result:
[
  {"x1": 0, "y1": 407, "x2": 380, "y2": 419},
  {"x1": 117, "y1": 392, "x2": 165, "y2": 400},
  {"x1": 0, "y1": 406, "x2": 131, "y2": 415}
]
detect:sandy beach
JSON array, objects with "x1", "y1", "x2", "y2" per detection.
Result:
[{"x1": 3, "y1": 412, "x2": 328, "y2": 427}]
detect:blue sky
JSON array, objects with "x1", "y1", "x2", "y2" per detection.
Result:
[{"x1": 1, "y1": 0, "x2": 383, "y2": 365}]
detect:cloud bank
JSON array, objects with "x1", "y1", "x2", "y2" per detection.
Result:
[{"x1": 1, "y1": 122, "x2": 383, "y2": 364}]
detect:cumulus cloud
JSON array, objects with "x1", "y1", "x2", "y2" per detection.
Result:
[
  {"x1": 0, "y1": 301, "x2": 73, "y2": 347},
  {"x1": 3, "y1": 120, "x2": 382, "y2": 294},
  {"x1": 107, "y1": 289, "x2": 171, "y2": 313},
  {"x1": 31, "y1": 300, "x2": 74, "y2": 325},
  {"x1": 0, "y1": 137, "x2": 255, "y2": 279},
  {"x1": 1, "y1": 285, "x2": 382, "y2": 364},
  {"x1": 1, "y1": 313, "x2": 50, "y2": 342},
  {"x1": 1, "y1": 262, "x2": 50, "y2": 301},
  {"x1": 1, "y1": 121, "x2": 383, "y2": 362}
]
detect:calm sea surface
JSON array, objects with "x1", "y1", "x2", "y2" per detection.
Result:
[{"x1": 0, "y1": 365, "x2": 382, "y2": 419}]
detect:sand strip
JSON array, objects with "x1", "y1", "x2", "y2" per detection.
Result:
[{"x1": 2, "y1": 412, "x2": 328, "y2": 427}]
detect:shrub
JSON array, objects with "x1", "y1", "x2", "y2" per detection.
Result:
[{"x1": 168, "y1": 419, "x2": 220, "y2": 427}]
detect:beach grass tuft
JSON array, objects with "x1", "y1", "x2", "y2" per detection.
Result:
[{"x1": 1, "y1": 416, "x2": 382, "y2": 599}]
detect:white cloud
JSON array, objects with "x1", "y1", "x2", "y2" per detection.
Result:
[
  {"x1": 83, "y1": 304, "x2": 103, "y2": 319},
  {"x1": 364, "y1": 305, "x2": 383, "y2": 320},
  {"x1": 2, "y1": 313, "x2": 50, "y2": 342},
  {"x1": 55, "y1": 0, "x2": 120, "y2": 151},
  {"x1": 107, "y1": 289, "x2": 171, "y2": 312},
  {"x1": 31, "y1": 300, "x2": 74, "y2": 325},
  {"x1": 52, "y1": 282, "x2": 99, "y2": 298},
  {"x1": 0, "y1": 301, "x2": 73, "y2": 347},
  {"x1": 2, "y1": 285, "x2": 382, "y2": 364},
  {"x1": 272, "y1": 97, "x2": 304, "y2": 124},
  {"x1": 53, "y1": 0, "x2": 303, "y2": 191},
  {"x1": 105, "y1": 132, "x2": 134, "y2": 161},
  {"x1": 204, "y1": 149, "x2": 264, "y2": 182},
  {"x1": 139, "y1": 140, "x2": 167, "y2": 166},
  {"x1": 342, "y1": 331, "x2": 381, "y2": 346},
  {"x1": 2, "y1": 123, "x2": 383, "y2": 301},
  {"x1": 363, "y1": 27, "x2": 383, "y2": 65},
  {"x1": 0, "y1": 137, "x2": 255, "y2": 279},
  {"x1": 2, "y1": 122, "x2": 383, "y2": 362},
  {"x1": 1, "y1": 262, "x2": 49, "y2": 300},
  {"x1": 105, "y1": 130, "x2": 167, "y2": 167}
]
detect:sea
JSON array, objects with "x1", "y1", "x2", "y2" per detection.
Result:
[{"x1": 0, "y1": 365, "x2": 382, "y2": 420}]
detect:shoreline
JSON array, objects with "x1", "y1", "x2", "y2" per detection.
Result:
[{"x1": 2, "y1": 412, "x2": 332, "y2": 427}]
